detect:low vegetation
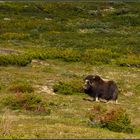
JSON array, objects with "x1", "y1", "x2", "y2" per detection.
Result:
[
  {"x1": 0, "y1": 0, "x2": 140, "y2": 138},
  {"x1": 0, "y1": 47, "x2": 139, "y2": 67},
  {"x1": 0, "y1": 1, "x2": 140, "y2": 67},
  {"x1": 89, "y1": 105, "x2": 134, "y2": 133},
  {"x1": 53, "y1": 80, "x2": 83, "y2": 95},
  {"x1": 1, "y1": 93, "x2": 50, "y2": 114},
  {"x1": 0, "y1": 60, "x2": 139, "y2": 138},
  {"x1": 8, "y1": 81, "x2": 34, "y2": 93}
]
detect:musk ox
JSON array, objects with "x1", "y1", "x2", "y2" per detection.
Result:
[{"x1": 83, "y1": 75, "x2": 118, "y2": 103}]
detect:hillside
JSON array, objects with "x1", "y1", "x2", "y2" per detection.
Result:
[{"x1": 0, "y1": 1, "x2": 140, "y2": 138}]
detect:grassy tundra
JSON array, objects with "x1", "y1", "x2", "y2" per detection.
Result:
[{"x1": 0, "y1": 1, "x2": 140, "y2": 138}]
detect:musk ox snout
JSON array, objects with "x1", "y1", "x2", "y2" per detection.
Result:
[
  {"x1": 83, "y1": 80, "x2": 90, "y2": 90},
  {"x1": 83, "y1": 79, "x2": 93, "y2": 95},
  {"x1": 83, "y1": 85, "x2": 87, "y2": 90},
  {"x1": 83, "y1": 85, "x2": 89, "y2": 92}
]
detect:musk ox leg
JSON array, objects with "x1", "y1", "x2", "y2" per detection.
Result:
[{"x1": 95, "y1": 97, "x2": 99, "y2": 102}]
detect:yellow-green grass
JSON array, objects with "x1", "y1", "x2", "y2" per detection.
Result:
[
  {"x1": 0, "y1": 1, "x2": 140, "y2": 138},
  {"x1": 0, "y1": 60, "x2": 140, "y2": 138}
]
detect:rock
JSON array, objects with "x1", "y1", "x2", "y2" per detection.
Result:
[
  {"x1": 123, "y1": 92, "x2": 134, "y2": 97},
  {"x1": 44, "y1": 17, "x2": 52, "y2": 21},
  {"x1": 103, "y1": 7, "x2": 115, "y2": 12},
  {"x1": 3, "y1": 18, "x2": 11, "y2": 21},
  {"x1": 24, "y1": 5, "x2": 28, "y2": 8},
  {"x1": 34, "y1": 85, "x2": 55, "y2": 95},
  {"x1": 31, "y1": 59, "x2": 50, "y2": 66},
  {"x1": 99, "y1": 98, "x2": 108, "y2": 103},
  {"x1": 40, "y1": 86, "x2": 55, "y2": 95},
  {"x1": 0, "y1": 49, "x2": 21, "y2": 54}
]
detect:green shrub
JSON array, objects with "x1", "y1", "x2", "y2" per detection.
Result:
[
  {"x1": 88, "y1": 104, "x2": 107, "y2": 127},
  {"x1": 89, "y1": 106, "x2": 134, "y2": 133},
  {"x1": 53, "y1": 82, "x2": 74, "y2": 95},
  {"x1": 0, "y1": 54, "x2": 31, "y2": 66},
  {"x1": 116, "y1": 53, "x2": 140, "y2": 68},
  {"x1": 1, "y1": 93, "x2": 50, "y2": 114},
  {"x1": 9, "y1": 82, "x2": 34, "y2": 93},
  {"x1": 114, "y1": 8, "x2": 130, "y2": 15},
  {"x1": 15, "y1": 55, "x2": 32, "y2": 66},
  {"x1": 100, "y1": 107, "x2": 134, "y2": 133},
  {"x1": 81, "y1": 48, "x2": 114, "y2": 64},
  {"x1": 53, "y1": 80, "x2": 83, "y2": 95},
  {"x1": 0, "y1": 32, "x2": 30, "y2": 40},
  {"x1": 0, "y1": 47, "x2": 139, "y2": 67}
]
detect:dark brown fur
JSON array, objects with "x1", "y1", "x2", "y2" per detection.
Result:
[{"x1": 83, "y1": 75, "x2": 118, "y2": 102}]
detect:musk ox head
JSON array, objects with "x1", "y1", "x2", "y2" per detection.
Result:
[
  {"x1": 83, "y1": 75, "x2": 101, "y2": 88},
  {"x1": 83, "y1": 75, "x2": 101, "y2": 96}
]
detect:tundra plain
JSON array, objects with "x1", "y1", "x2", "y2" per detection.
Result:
[{"x1": 0, "y1": 1, "x2": 140, "y2": 138}]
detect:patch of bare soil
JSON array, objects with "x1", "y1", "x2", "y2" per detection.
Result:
[
  {"x1": 0, "y1": 49, "x2": 21, "y2": 54},
  {"x1": 34, "y1": 85, "x2": 55, "y2": 95},
  {"x1": 123, "y1": 92, "x2": 134, "y2": 97}
]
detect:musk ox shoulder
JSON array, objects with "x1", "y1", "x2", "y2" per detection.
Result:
[{"x1": 83, "y1": 75, "x2": 118, "y2": 103}]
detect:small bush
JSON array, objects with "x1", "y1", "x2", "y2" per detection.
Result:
[
  {"x1": 115, "y1": 8, "x2": 130, "y2": 15},
  {"x1": 116, "y1": 53, "x2": 140, "y2": 68},
  {"x1": 101, "y1": 107, "x2": 133, "y2": 133},
  {"x1": 0, "y1": 54, "x2": 31, "y2": 66},
  {"x1": 53, "y1": 80, "x2": 83, "y2": 95},
  {"x1": 0, "y1": 47, "x2": 139, "y2": 67},
  {"x1": 88, "y1": 105, "x2": 107, "y2": 127},
  {"x1": 1, "y1": 93, "x2": 50, "y2": 114},
  {"x1": 0, "y1": 32, "x2": 30, "y2": 40},
  {"x1": 9, "y1": 82, "x2": 34, "y2": 93},
  {"x1": 89, "y1": 106, "x2": 134, "y2": 133}
]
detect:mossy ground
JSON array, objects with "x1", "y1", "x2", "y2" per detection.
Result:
[{"x1": 0, "y1": 1, "x2": 140, "y2": 138}]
